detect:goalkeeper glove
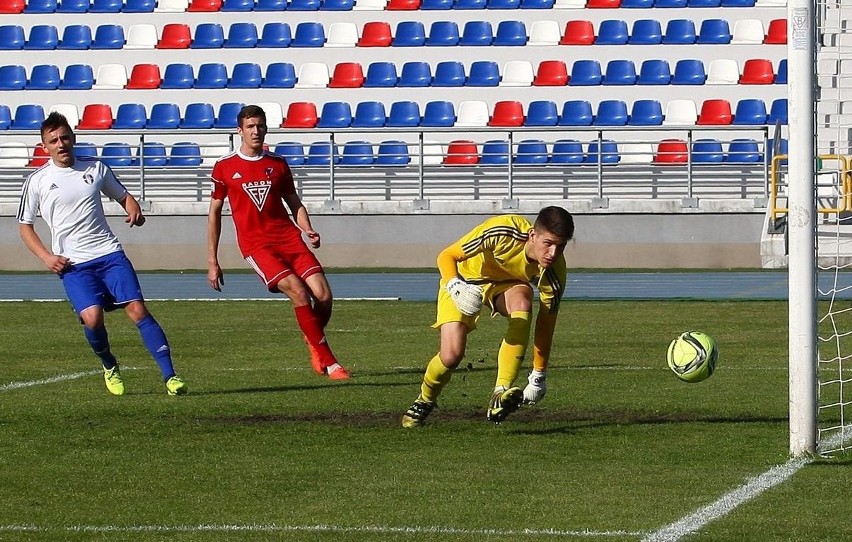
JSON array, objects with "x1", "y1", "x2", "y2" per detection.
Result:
[
  {"x1": 446, "y1": 277, "x2": 483, "y2": 316},
  {"x1": 522, "y1": 370, "x2": 547, "y2": 404}
]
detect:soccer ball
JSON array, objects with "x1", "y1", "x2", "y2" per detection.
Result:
[{"x1": 666, "y1": 331, "x2": 718, "y2": 383}]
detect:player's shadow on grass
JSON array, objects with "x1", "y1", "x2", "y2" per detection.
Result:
[{"x1": 190, "y1": 379, "x2": 413, "y2": 395}]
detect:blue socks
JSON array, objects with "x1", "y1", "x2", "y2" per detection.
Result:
[
  {"x1": 136, "y1": 315, "x2": 176, "y2": 381},
  {"x1": 84, "y1": 326, "x2": 117, "y2": 370}
]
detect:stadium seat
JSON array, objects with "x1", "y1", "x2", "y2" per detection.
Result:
[
  {"x1": 77, "y1": 104, "x2": 113, "y2": 129},
  {"x1": 25, "y1": 25, "x2": 59, "y2": 49},
  {"x1": 456, "y1": 100, "x2": 489, "y2": 127},
  {"x1": 550, "y1": 139, "x2": 583, "y2": 164},
  {"x1": 696, "y1": 99, "x2": 732, "y2": 125},
  {"x1": 158, "y1": 24, "x2": 192, "y2": 49},
  {"x1": 468, "y1": 60, "x2": 500, "y2": 86},
  {"x1": 444, "y1": 140, "x2": 478, "y2": 165},
  {"x1": 340, "y1": 141, "x2": 374, "y2": 166},
  {"x1": 525, "y1": 100, "x2": 558, "y2": 126},
  {"x1": 706, "y1": 59, "x2": 739, "y2": 84},
  {"x1": 295, "y1": 62, "x2": 329, "y2": 88},
  {"x1": 585, "y1": 140, "x2": 619, "y2": 164},
  {"x1": 364, "y1": 62, "x2": 398, "y2": 87},
  {"x1": 230, "y1": 63, "x2": 262, "y2": 88},
  {"x1": 187, "y1": 0, "x2": 222, "y2": 8},
  {"x1": 768, "y1": 138, "x2": 787, "y2": 165},
  {"x1": 769, "y1": 98, "x2": 787, "y2": 125},
  {"x1": 722, "y1": 0, "x2": 754, "y2": 6},
  {"x1": 72, "y1": 141, "x2": 97, "y2": 158},
  {"x1": 24, "y1": 0, "x2": 57, "y2": 11},
  {"x1": 460, "y1": 20, "x2": 492, "y2": 45},
  {"x1": 180, "y1": 103, "x2": 215, "y2": 128},
  {"x1": 27, "y1": 64, "x2": 60, "y2": 90},
  {"x1": 222, "y1": 0, "x2": 253, "y2": 9},
  {"x1": 262, "y1": 62, "x2": 296, "y2": 87},
  {"x1": 399, "y1": 62, "x2": 432, "y2": 87},
  {"x1": 603, "y1": 60, "x2": 636, "y2": 85},
  {"x1": 161, "y1": 64, "x2": 194, "y2": 89},
  {"x1": 358, "y1": 21, "x2": 392, "y2": 46},
  {"x1": 455, "y1": 0, "x2": 485, "y2": 8},
  {"x1": 122, "y1": 0, "x2": 155, "y2": 11},
  {"x1": 351, "y1": 101, "x2": 386, "y2": 127},
  {"x1": 226, "y1": 22, "x2": 258, "y2": 48},
  {"x1": 489, "y1": 101, "x2": 524, "y2": 126},
  {"x1": 514, "y1": 140, "x2": 548, "y2": 164},
  {"x1": 697, "y1": 19, "x2": 731, "y2": 44},
  {"x1": 726, "y1": 139, "x2": 762, "y2": 163},
  {"x1": 326, "y1": 22, "x2": 358, "y2": 47},
  {"x1": 58, "y1": 25, "x2": 91, "y2": 49},
  {"x1": 653, "y1": 0, "x2": 686, "y2": 6},
  {"x1": 283, "y1": 101, "x2": 318, "y2": 127},
  {"x1": 560, "y1": 20, "x2": 594, "y2": 45},
  {"x1": 595, "y1": 20, "x2": 628, "y2": 45},
  {"x1": 620, "y1": 0, "x2": 652, "y2": 7},
  {"x1": 480, "y1": 140, "x2": 509, "y2": 165},
  {"x1": 101, "y1": 143, "x2": 132, "y2": 167},
  {"x1": 305, "y1": 141, "x2": 340, "y2": 165},
  {"x1": 259, "y1": 22, "x2": 292, "y2": 47},
  {"x1": 619, "y1": 143, "x2": 653, "y2": 164},
  {"x1": 59, "y1": 64, "x2": 94, "y2": 89},
  {"x1": 386, "y1": 101, "x2": 420, "y2": 126},
  {"x1": 488, "y1": 0, "x2": 519, "y2": 7},
  {"x1": 91, "y1": 24, "x2": 125, "y2": 49},
  {"x1": 731, "y1": 20, "x2": 764, "y2": 44},
  {"x1": 113, "y1": 103, "x2": 148, "y2": 128},
  {"x1": 691, "y1": 139, "x2": 724, "y2": 163},
  {"x1": 595, "y1": 100, "x2": 628, "y2": 126},
  {"x1": 125, "y1": 24, "x2": 158, "y2": 49},
  {"x1": 289, "y1": 0, "x2": 319, "y2": 9},
  {"x1": 393, "y1": 21, "x2": 426, "y2": 46},
  {"x1": 494, "y1": 21, "x2": 527, "y2": 46},
  {"x1": 732, "y1": 98, "x2": 767, "y2": 125},
  {"x1": 559, "y1": 100, "x2": 593, "y2": 126},
  {"x1": 0, "y1": 65, "x2": 26, "y2": 90},
  {"x1": 420, "y1": 0, "x2": 452, "y2": 8},
  {"x1": 0, "y1": 142, "x2": 30, "y2": 166},
  {"x1": 427, "y1": 21, "x2": 459, "y2": 46},
  {"x1": 421, "y1": 101, "x2": 455, "y2": 126},
  {"x1": 375, "y1": 141, "x2": 409, "y2": 165},
  {"x1": 765, "y1": 18, "x2": 786, "y2": 44},
  {"x1": 329, "y1": 62, "x2": 364, "y2": 88},
  {"x1": 155, "y1": 0, "x2": 189, "y2": 8},
  {"x1": 433, "y1": 61, "x2": 465, "y2": 86},
  {"x1": 354, "y1": 0, "x2": 388, "y2": 8},
  {"x1": 49, "y1": 103, "x2": 79, "y2": 127},
  {"x1": 292, "y1": 22, "x2": 325, "y2": 47},
  {"x1": 386, "y1": 0, "x2": 419, "y2": 8},
  {"x1": 147, "y1": 103, "x2": 181, "y2": 129},
  {"x1": 317, "y1": 101, "x2": 352, "y2": 127},
  {"x1": 528, "y1": 20, "x2": 560, "y2": 45},
  {"x1": 501, "y1": 60, "x2": 535, "y2": 86},
  {"x1": 740, "y1": 59, "x2": 775, "y2": 84},
  {"x1": 629, "y1": 99, "x2": 663, "y2": 125},
  {"x1": 191, "y1": 23, "x2": 225, "y2": 48},
  {"x1": 662, "y1": 100, "x2": 697, "y2": 125},
  {"x1": 126, "y1": 64, "x2": 161, "y2": 89},
  {"x1": 214, "y1": 102, "x2": 244, "y2": 128},
  {"x1": 274, "y1": 142, "x2": 305, "y2": 165},
  {"x1": 257, "y1": 102, "x2": 284, "y2": 126},
  {"x1": 629, "y1": 19, "x2": 662, "y2": 44},
  {"x1": 195, "y1": 63, "x2": 228, "y2": 89},
  {"x1": 688, "y1": 0, "x2": 719, "y2": 5},
  {"x1": 0, "y1": 0, "x2": 25, "y2": 12},
  {"x1": 569, "y1": 60, "x2": 602, "y2": 86},
  {"x1": 775, "y1": 59, "x2": 787, "y2": 84},
  {"x1": 663, "y1": 19, "x2": 696, "y2": 44},
  {"x1": 57, "y1": 0, "x2": 87, "y2": 11},
  {"x1": 672, "y1": 59, "x2": 706, "y2": 85},
  {"x1": 322, "y1": 0, "x2": 355, "y2": 10},
  {"x1": 133, "y1": 142, "x2": 168, "y2": 166},
  {"x1": 93, "y1": 64, "x2": 127, "y2": 89},
  {"x1": 556, "y1": 0, "x2": 586, "y2": 5},
  {"x1": 169, "y1": 142, "x2": 202, "y2": 166},
  {"x1": 0, "y1": 104, "x2": 10, "y2": 129},
  {"x1": 637, "y1": 59, "x2": 671, "y2": 85},
  {"x1": 654, "y1": 139, "x2": 688, "y2": 164},
  {"x1": 12, "y1": 104, "x2": 45, "y2": 130}
]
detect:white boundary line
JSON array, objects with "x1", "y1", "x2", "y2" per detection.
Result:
[{"x1": 0, "y1": 369, "x2": 103, "y2": 392}]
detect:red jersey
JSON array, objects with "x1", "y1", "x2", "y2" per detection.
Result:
[{"x1": 211, "y1": 150, "x2": 304, "y2": 257}]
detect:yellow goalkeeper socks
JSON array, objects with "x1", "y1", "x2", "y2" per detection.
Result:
[
  {"x1": 495, "y1": 311, "x2": 531, "y2": 389},
  {"x1": 420, "y1": 354, "x2": 453, "y2": 403}
]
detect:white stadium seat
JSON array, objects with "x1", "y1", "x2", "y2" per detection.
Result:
[
  {"x1": 499, "y1": 61, "x2": 534, "y2": 87},
  {"x1": 295, "y1": 62, "x2": 330, "y2": 88},
  {"x1": 663, "y1": 99, "x2": 698, "y2": 125}
]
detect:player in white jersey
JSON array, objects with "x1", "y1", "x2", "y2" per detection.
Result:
[{"x1": 17, "y1": 112, "x2": 187, "y2": 397}]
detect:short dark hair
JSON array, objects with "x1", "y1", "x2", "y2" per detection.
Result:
[
  {"x1": 237, "y1": 105, "x2": 267, "y2": 127},
  {"x1": 534, "y1": 206, "x2": 574, "y2": 241},
  {"x1": 40, "y1": 112, "x2": 73, "y2": 139}
]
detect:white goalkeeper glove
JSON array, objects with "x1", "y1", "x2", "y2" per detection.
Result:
[
  {"x1": 445, "y1": 277, "x2": 483, "y2": 316},
  {"x1": 523, "y1": 370, "x2": 547, "y2": 404}
]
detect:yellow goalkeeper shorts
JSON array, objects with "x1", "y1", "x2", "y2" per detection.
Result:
[{"x1": 433, "y1": 279, "x2": 526, "y2": 331}]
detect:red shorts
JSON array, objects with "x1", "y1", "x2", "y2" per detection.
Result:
[{"x1": 245, "y1": 244, "x2": 323, "y2": 292}]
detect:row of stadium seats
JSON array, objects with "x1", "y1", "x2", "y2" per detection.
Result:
[
  {"x1": 0, "y1": 58, "x2": 787, "y2": 91},
  {"x1": 0, "y1": 0, "x2": 787, "y2": 14},
  {"x1": 0, "y1": 19, "x2": 787, "y2": 50},
  {"x1": 0, "y1": 98, "x2": 789, "y2": 130}
]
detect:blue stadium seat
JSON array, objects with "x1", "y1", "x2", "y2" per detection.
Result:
[
  {"x1": 113, "y1": 103, "x2": 147, "y2": 128},
  {"x1": 427, "y1": 21, "x2": 459, "y2": 46},
  {"x1": 262, "y1": 62, "x2": 296, "y2": 88},
  {"x1": 637, "y1": 59, "x2": 671, "y2": 85},
  {"x1": 663, "y1": 19, "x2": 696, "y2": 44},
  {"x1": 317, "y1": 101, "x2": 352, "y2": 127},
  {"x1": 292, "y1": 22, "x2": 325, "y2": 47},
  {"x1": 768, "y1": 138, "x2": 788, "y2": 165},
  {"x1": 364, "y1": 62, "x2": 398, "y2": 87},
  {"x1": 399, "y1": 62, "x2": 432, "y2": 87},
  {"x1": 595, "y1": 20, "x2": 628, "y2": 45},
  {"x1": 769, "y1": 99, "x2": 787, "y2": 125},
  {"x1": 775, "y1": 59, "x2": 787, "y2": 84},
  {"x1": 721, "y1": 0, "x2": 754, "y2": 5},
  {"x1": 230, "y1": 63, "x2": 262, "y2": 88},
  {"x1": 0, "y1": 105, "x2": 10, "y2": 129},
  {"x1": 59, "y1": 64, "x2": 94, "y2": 89},
  {"x1": 213, "y1": 102, "x2": 244, "y2": 128},
  {"x1": 222, "y1": 0, "x2": 254, "y2": 9},
  {"x1": 488, "y1": 0, "x2": 520, "y2": 8},
  {"x1": 90, "y1": 0, "x2": 122, "y2": 11},
  {"x1": 58, "y1": 24, "x2": 91, "y2": 49},
  {"x1": 386, "y1": 101, "x2": 420, "y2": 127},
  {"x1": 697, "y1": 19, "x2": 730, "y2": 44},
  {"x1": 168, "y1": 142, "x2": 202, "y2": 167},
  {"x1": 603, "y1": 60, "x2": 636, "y2": 85},
  {"x1": 376, "y1": 141, "x2": 410, "y2": 166},
  {"x1": 595, "y1": 100, "x2": 629, "y2": 126},
  {"x1": 519, "y1": 0, "x2": 553, "y2": 7},
  {"x1": 732, "y1": 99, "x2": 767, "y2": 125},
  {"x1": 514, "y1": 140, "x2": 548, "y2": 164},
  {"x1": 306, "y1": 141, "x2": 340, "y2": 166},
  {"x1": 468, "y1": 60, "x2": 500, "y2": 86},
  {"x1": 460, "y1": 21, "x2": 493, "y2": 45},
  {"x1": 550, "y1": 139, "x2": 584, "y2": 164},
  {"x1": 226, "y1": 22, "x2": 258, "y2": 48},
  {"x1": 56, "y1": 0, "x2": 88, "y2": 12},
  {"x1": 256, "y1": 0, "x2": 287, "y2": 10},
  {"x1": 25, "y1": 25, "x2": 58, "y2": 49},
  {"x1": 195, "y1": 63, "x2": 228, "y2": 89},
  {"x1": 322, "y1": 0, "x2": 354, "y2": 10},
  {"x1": 420, "y1": 0, "x2": 453, "y2": 8},
  {"x1": 259, "y1": 22, "x2": 291, "y2": 47},
  {"x1": 456, "y1": 0, "x2": 486, "y2": 8},
  {"x1": 629, "y1": 19, "x2": 662, "y2": 44},
  {"x1": 133, "y1": 142, "x2": 168, "y2": 167},
  {"x1": 569, "y1": 60, "x2": 602, "y2": 86},
  {"x1": 559, "y1": 100, "x2": 593, "y2": 126},
  {"x1": 274, "y1": 142, "x2": 305, "y2": 166},
  {"x1": 91, "y1": 25, "x2": 125, "y2": 49},
  {"x1": 27, "y1": 64, "x2": 60, "y2": 90},
  {"x1": 629, "y1": 99, "x2": 663, "y2": 125},
  {"x1": 289, "y1": 0, "x2": 320, "y2": 9},
  {"x1": 421, "y1": 101, "x2": 455, "y2": 127},
  {"x1": 340, "y1": 141, "x2": 375, "y2": 166},
  {"x1": 672, "y1": 59, "x2": 706, "y2": 85},
  {"x1": 180, "y1": 103, "x2": 215, "y2": 128},
  {"x1": 0, "y1": 65, "x2": 26, "y2": 90},
  {"x1": 24, "y1": 0, "x2": 56, "y2": 12},
  {"x1": 393, "y1": 22, "x2": 426, "y2": 46},
  {"x1": 688, "y1": 0, "x2": 719, "y2": 5},
  {"x1": 351, "y1": 101, "x2": 386, "y2": 127},
  {"x1": 654, "y1": 0, "x2": 687, "y2": 5},
  {"x1": 101, "y1": 142, "x2": 132, "y2": 167},
  {"x1": 12, "y1": 104, "x2": 45, "y2": 130},
  {"x1": 161, "y1": 64, "x2": 195, "y2": 89},
  {"x1": 480, "y1": 140, "x2": 509, "y2": 165},
  {"x1": 73, "y1": 142, "x2": 98, "y2": 159},
  {"x1": 525, "y1": 100, "x2": 558, "y2": 126},
  {"x1": 434, "y1": 61, "x2": 465, "y2": 87},
  {"x1": 620, "y1": 0, "x2": 652, "y2": 6},
  {"x1": 192, "y1": 24, "x2": 225, "y2": 48},
  {"x1": 726, "y1": 139, "x2": 762, "y2": 163},
  {"x1": 493, "y1": 21, "x2": 527, "y2": 46},
  {"x1": 121, "y1": 0, "x2": 155, "y2": 11},
  {"x1": 585, "y1": 140, "x2": 619, "y2": 164},
  {"x1": 147, "y1": 103, "x2": 181, "y2": 129},
  {"x1": 691, "y1": 139, "x2": 724, "y2": 163}
]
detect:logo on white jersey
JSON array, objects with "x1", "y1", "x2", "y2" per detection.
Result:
[
  {"x1": 49, "y1": 183, "x2": 59, "y2": 190},
  {"x1": 242, "y1": 180, "x2": 272, "y2": 211},
  {"x1": 83, "y1": 173, "x2": 94, "y2": 185}
]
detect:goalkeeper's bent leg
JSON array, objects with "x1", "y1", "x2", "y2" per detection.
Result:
[
  {"x1": 495, "y1": 311, "x2": 531, "y2": 389},
  {"x1": 420, "y1": 354, "x2": 453, "y2": 403}
]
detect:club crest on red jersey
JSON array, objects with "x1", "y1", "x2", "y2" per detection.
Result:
[{"x1": 242, "y1": 180, "x2": 272, "y2": 211}]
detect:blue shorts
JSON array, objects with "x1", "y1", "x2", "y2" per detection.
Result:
[{"x1": 60, "y1": 251, "x2": 144, "y2": 315}]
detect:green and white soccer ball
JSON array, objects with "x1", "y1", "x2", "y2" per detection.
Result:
[{"x1": 666, "y1": 331, "x2": 718, "y2": 383}]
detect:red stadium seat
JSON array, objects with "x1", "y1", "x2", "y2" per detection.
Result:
[
  {"x1": 533, "y1": 60, "x2": 569, "y2": 86},
  {"x1": 586, "y1": 0, "x2": 621, "y2": 7},
  {"x1": 560, "y1": 20, "x2": 595, "y2": 45},
  {"x1": 386, "y1": 0, "x2": 420, "y2": 8},
  {"x1": 444, "y1": 140, "x2": 479, "y2": 165},
  {"x1": 739, "y1": 58, "x2": 775, "y2": 84},
  {"x1": 329, "y1": 62, "x2": 365, "y2": 88},
  {"x1": 654, "y1": 139, "x2": 689, "y2": 164},
  {"x1": 27, "y1": 144, "x2": 49, "y2": 167},
  {"x1": 697, "y1": 99, "x2": 732, "y2": 125},
  {"x1": 158, "y1": 24, "x2": 192, "y2": 49},
  {"x1": 764, "y1": 19, "x2": 786, "y2": 44},
  {"x1": 489, "y1": 101, "x2": 524, "y2": 127},
  {"x1": 187, "y1": 0, "x2": 222, "y2": 10},
  {"x1": 125, "y1": 63, "x2": 161, "y2": 89},
  {"x1": 358, "y1": 22, "x2": 392, "y2": 47},
  {"x1": 283, "y1": 102, "x2": 318, "y2": 128},
  {"x1": 77, "y1": 104, "x2": 113, "y2": 129},
  {"x1": 0, "y1": 0, "x2": 25, "y2": 13}
]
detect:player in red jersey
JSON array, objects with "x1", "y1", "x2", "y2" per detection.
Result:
[{"x1": 207, "y1": 104, "x2": 350, "y2": 380}]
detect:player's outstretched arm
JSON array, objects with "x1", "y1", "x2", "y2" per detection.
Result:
[
  {"x1": 19, "y1": 223, "x2": 69, "y2": 273},
  {"x1": 119, "y1": 193, "x2": 146, "y2": 227},
  {"x1": 207, "y1": 198, "x2": 225, "y2": 291}
]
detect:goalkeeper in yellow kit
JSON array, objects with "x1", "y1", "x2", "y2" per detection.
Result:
[{"x1": 402, "y1": 206, "x2": 574, "y2": 427}]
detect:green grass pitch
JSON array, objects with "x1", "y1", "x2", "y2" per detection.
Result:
[{"x1": 0, "y1": 299, "x2": 850, "y2": 542}]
